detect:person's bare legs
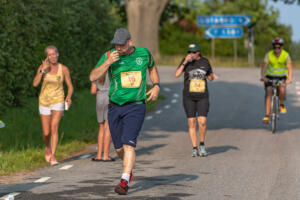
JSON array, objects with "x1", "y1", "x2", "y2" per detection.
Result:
[
  {"x1": 40, "y1": 115, "x2": 51, "y2": 162},
  {"x1": 187, "y1": 118, "x2": 197, "y2": 148},
  {"x1": 279, "y1": 85, "x2": 286, "y2": 106},
  {"x1": 95, "y1": 122, "x2": 104, "y2": 160},
  {"x1": 265, "y1": 87, "x2": 272, "y2": 116},
  {"x1": 116, "y1": 144, "x2": 135, "y2": 174},
  {"x1": 102, "y1": 120, "x2": 112, "y2": 160},
  {"x1": 116, "y1": 147, "x2": 124, "y2": 160},
  {"x1": 49, "y1": 110, "x2": 63, "y2": 163},
  {"x1": 197, "y1": 116, "x2": 207, "y2": 143}
]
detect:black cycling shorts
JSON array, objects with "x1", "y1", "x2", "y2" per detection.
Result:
[
  {"x1": 183, "y1": 96, "x2": 209, "y2": 118},
  {"x1": 264, "y1": 76, "x2": 286, "y2": 88}
]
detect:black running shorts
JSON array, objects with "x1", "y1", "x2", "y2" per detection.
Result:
[
  {"x1": 264, "y1": 75, "x2": 286, "y2": 88},
  {"x1": 183, "y1": 96, "x2": 209, "y2": 118}
]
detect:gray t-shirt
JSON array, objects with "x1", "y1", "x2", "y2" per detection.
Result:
[{"x1": 95, "y1": 74, "x2": 109, "y2": 93}]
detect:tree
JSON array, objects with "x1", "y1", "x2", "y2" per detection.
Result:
[
  {"x1": 273, "y1": 0, "x2": 300, "y2": 5},
  {"x1": 124, "y1": 0, "x2": 169, "y2": 59}
]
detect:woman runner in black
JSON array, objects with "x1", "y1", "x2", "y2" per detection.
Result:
[{"x1": 175, "y1": 43, "x2": 218, "y2": 157}]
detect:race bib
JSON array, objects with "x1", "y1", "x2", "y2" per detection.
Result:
[
  {"x1": 121, "y1": 71, "x2": 142, "y2": 88},
  {"x1": 189, "y1": 79, "x2": 206, "y2": 93}
]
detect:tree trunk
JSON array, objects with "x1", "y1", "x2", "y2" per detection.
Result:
[{"x1": 125, "y1": 0, "x2": 169, "y2": 59}]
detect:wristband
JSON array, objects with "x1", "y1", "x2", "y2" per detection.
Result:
[
  {"x1": 40, "y1": 69, "x2": 45, "y2": 74},
  {"x1": 153, "y1": 83, "x2": 160, "y2": 88}
]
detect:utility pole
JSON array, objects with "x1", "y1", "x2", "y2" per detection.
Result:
[
  {"x1": 248, "y1": 27, "x2": 255, "y2": 67},
  {"x1": 233, "y1": 39, "x2": 238, "y2": 66},
  {"x1": 211, "y1": 38, "x2": 215, "y2": 62}
]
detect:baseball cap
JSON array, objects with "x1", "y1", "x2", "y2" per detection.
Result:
[
  {"x1": 110, "y1": 28, "x2": 131, "y2": 45},
  {"x1": 187, "y1": 43, "x2": 200, "y2": 53}
]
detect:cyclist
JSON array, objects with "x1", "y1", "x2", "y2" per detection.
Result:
[{"x1": 260, "y1": 37, "x2": 293, "y2": 124}]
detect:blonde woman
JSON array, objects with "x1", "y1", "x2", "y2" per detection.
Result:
[{"x1": 33, "y1": 46, "x2": 73, "y2": 165}]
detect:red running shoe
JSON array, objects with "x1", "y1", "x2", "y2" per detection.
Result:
[
  {"x1": 129, "y1": 171, "x2": 134, "y2": 183},
  {"x1": 115, "y1": 179, "x2": 128, "y2": 195}
]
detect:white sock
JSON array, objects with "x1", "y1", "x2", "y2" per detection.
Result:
[{"x1": 121, "y1": 173, "x2": 130, "y2": 183}]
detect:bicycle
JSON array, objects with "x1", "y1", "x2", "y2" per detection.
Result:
[{"x1": 268, "y1": 78, "x2": 283, "y2": 133}]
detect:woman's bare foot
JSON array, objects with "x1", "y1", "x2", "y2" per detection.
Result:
[
  {"x1": 45, "y1": 147, "x2": 52, "y2": 162},
  {"x1": 50, "y1": 156, "x2": 59, "y2": 166},
  {"x1": 102, "y1": 156, "x2": 115, "y2": 161}
]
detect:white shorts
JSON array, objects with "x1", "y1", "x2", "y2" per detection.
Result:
[{"x1": 39, "y1": 102, "x2": 64, "y2": 115}]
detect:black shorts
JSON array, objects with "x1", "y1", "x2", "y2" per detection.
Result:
[
  {"x1": 183, "y1": 96, "x2": 209, "y2": 118},
  {"x1": 264, "y1": 76, "x2": 286, "y2": 88}
]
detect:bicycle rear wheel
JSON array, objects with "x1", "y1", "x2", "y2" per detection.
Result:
[{"x1": 271, "y1": 96, "x2": 278, "y2": 133}]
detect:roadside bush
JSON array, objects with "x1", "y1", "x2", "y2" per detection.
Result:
[{"x1": 0, "y1": 0, "x2": 119, "y2": 114}]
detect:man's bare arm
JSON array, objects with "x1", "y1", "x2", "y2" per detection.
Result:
[{"x1": 89, "y1": 51, "x2": 119, "y2": 82}]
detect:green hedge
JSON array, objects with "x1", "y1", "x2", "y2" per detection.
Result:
[
  {"x1": 0, "y1": 0, "x2": 119, "y2": 114},
  {"x1": 159, "y1": 23, "x2": 248, "y2": 58}
]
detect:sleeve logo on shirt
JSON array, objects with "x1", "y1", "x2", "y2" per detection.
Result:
[{"x1": 136, "y1": 57, "x2": 143, "y2": 65}]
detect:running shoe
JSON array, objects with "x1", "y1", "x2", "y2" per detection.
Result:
[
  {"x1": 129, "y1": 171, "x2": 134, "y2": 183},
  {"x1": 192, "y1": 148, "x2": 199, "y2": 157},
  {"x1": 280, "y1": 105, "x2": 287, "y2": 114},
  {"x1": 115, "y1": 179, "x2": 129, "y2": 195},
  {"x1": 262, "y1": 116, "x2": 270, "y2": 124},
  {"x1": 199, "y1": 145, "x2": 208, "y2": 157}
]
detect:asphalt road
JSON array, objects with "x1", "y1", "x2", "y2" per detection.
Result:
[{"x1": 1, "y1": 67, "x2": 300, "y2": 200}]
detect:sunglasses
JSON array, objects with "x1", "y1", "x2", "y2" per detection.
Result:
[{"x1": 273, "y1": 46, "x2": 281, "y2": 50}]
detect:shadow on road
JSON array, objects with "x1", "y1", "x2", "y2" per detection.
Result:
[
  {"x1": 0, "y1": 182, "x2": 49, "y2": 198},
  {"x1": 130, "y1": 173, "x2": 198, "y2": 195},
  {"x1": 142, "y1": 81, "x2": 300, "y2": 134},
  {"x1": 207, "y1": 145, "x2": 239, "y2": 156},
  {"x1": 14, "y1": 175, "x2": 195, "y2": 200},
  {"x1": 136, "y1": 144, "x2": 166, "y2": 156}
]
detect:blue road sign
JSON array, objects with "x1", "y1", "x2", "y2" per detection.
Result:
[
  {"x1": 205, "y1": 27, "x2": 243, "y2": 39},
  {"x1": 197, "y1": 15, "x2": 251, "y2": 27}
]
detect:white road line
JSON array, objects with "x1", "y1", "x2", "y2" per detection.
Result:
[
  {"x1": 295, "y1": 86, "x2": 300, "y2": 90},
  {"x1": 79, "y1": 154, "x2": 92, "y2": 159},
  {"x1": 59, "y1": 164, "x2": 73, "y2": 170},
  {"x1": 164, "y1": 105, "x2": 171, "y2": 109},
  {"x1": 171, "y1": 99, "x2": 178, "y2": 103},
  {"x1": 34, "y1": 177, "x2": 51, "y2": 183},
  {"x1": 173, "y1": 93, "x2": 179, "y2": 98},
  {"x1": 145, "y1": 116, "x2": 153, "y2": 120},
  {"x1": 163, "y1": 87, "x2": 171, "y2": 92},
  {"x1": 155, "y1": 110, "x2": 162, "y2": 114},
  {"x1": 0, "y1": 192, "x2": 20, "y2": 200},
  {"x1": 297, "y1": 91, "x2": 300, "y2": 95}
]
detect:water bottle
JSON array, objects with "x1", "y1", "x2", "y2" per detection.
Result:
[{"x1": 64, "y1": 102, "x2": 69, "y2": 111}]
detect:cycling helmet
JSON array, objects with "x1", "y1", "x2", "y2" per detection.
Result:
[{"x1": 272, "y1": 37, "x2": 284, "y2": 45}]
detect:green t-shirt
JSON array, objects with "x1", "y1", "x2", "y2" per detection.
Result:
[{"x1": 95, "y1": 47, "x2": 155, "y2": 105}]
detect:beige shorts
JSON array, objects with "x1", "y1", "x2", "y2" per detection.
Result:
[{"x1": 39, "y1": 102, "x2": 64, "y2": 115}]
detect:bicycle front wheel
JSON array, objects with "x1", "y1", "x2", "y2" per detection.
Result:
[{"x1": 271, "y1": 96, "x2": 278, "y2": 133}]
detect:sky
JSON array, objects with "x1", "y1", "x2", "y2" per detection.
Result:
[{"x1": 268, "y1": 1, "x2": 300, "y2": 42}]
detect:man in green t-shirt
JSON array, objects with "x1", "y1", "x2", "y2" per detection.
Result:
[{"x1": 90, "y1": 28, "x2": 160, "y2": 195}]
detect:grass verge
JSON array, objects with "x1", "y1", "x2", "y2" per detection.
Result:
[{"x1": 0, "y1": 88, "x2": 163, "y2": 175}]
